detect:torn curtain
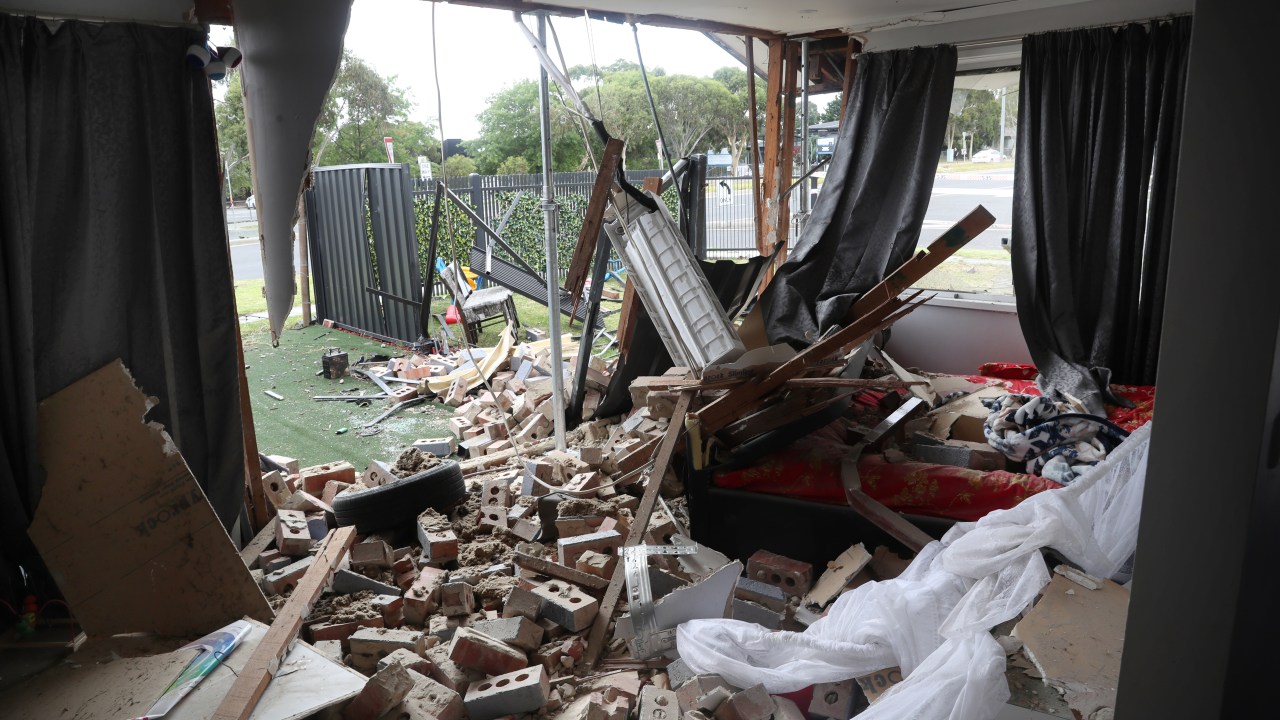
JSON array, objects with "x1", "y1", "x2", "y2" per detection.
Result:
[
  {"x1": 1012, "y1": 19, "x2": 1191, "y2": 414},
  {"x1": 0, "y1": 16, "x2": 245, "y2": 600},
  {"x1": 761, "y1": 45, "x2": 957, "y2": 347}
]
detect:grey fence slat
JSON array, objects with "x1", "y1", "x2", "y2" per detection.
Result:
[{"x1": 367, "y1": 165, "x2": 422, "y2": 342}]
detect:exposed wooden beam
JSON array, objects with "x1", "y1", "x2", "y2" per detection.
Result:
[
  {"x1": 758, "y1": 38, "x2": 787, "y2": 256},
  {"x1": 564, "y1": 138, "x2": 625, "y2": 312},
  {"x1": 212, "y1": 527, "x2": 358, "y2": 720},
  {"x1": 746, "y1": 36, "x2": 764, "y2": 252}
]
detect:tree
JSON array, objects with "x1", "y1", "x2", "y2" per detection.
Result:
[
  {"x1": 496, "y1": 156, "x2": 531, "y2": 175},
  {"x1": 946, "y1": 88, "x2": 1004, "y2": 157},
  {"x1": 818, "y1": 95, "x2": 844, "y2": 123},
  {"x1": 710, "y1": 67, "x2": 767, "y2": 168},
  {"x1": 214, "y1": 71, "x2": 252, "y2": 200},
  {"x1": 471, "y1": 80, "x2": 585, "y2": 174},
  {"x1": 440, "y1": 155, "x2": 478, "y2": 178}
]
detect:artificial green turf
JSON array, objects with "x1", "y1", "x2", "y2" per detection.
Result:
[{"x1": 241, "y1": 319, "x2": 455, "y2": 470}]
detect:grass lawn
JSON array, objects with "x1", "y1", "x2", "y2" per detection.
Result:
[{"x1": 241, "y1": 277, "x2": 626, "y2": 470}]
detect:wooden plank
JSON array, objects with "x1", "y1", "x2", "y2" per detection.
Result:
[
  {"x1": 839, "y1": 37, "x2": 857, "y2": 124},
  {"x1": 583, "y1": 391, "x2": 692, "y2": 670},
  {"x1": 757, "y1": 38, "x2": 786, "y2": 255},
  {"x1": 840, "y1": 455, "x2": 934, "y2": 553},
  {"x1": 746, "y1": 35, "x2": 763, "y2": 251},
  {"x1": 240, "y1": 521, "x2": 277, "y2": 568},
  {"x1": 212, "y1": 527, "x2": 358, "y2": 720},
  {"x1": 692, "y1": 291, "x2": 926, "y2": 434},
  {"x1": 848, "y1": 205, "x2": 995, "y2": 320},
  {"x1": 565, "y1": 138, "x2": 625, "y2": 311},
  {"x1": 615, "y1": 278, "x2": 638, "y2": 356},
  {"x1": 235, "y1": 293, "x2": 270, "y2": 533},
  {"x1": 512, "y1": 551, "x2": 610, "y2": 591}
]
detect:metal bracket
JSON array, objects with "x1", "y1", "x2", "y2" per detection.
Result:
[{"x1": 622, "y1": 544, "x2": 697, "y2": 659}]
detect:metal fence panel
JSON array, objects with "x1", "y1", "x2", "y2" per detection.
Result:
[
  {"x1": 307, "y1": 166, "x2": 384, "y2": 335},
  {"x1": 367, "y1": 165, "x2": 422, "y2": 341}
]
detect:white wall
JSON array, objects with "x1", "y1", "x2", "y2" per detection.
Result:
[{"x1": 884, "y1": 296, "x2": 1031, "y2": 375}]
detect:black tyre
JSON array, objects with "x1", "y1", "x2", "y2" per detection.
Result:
[{"x1": 333, "y1": 460, "x2": 465, "y2": 532}]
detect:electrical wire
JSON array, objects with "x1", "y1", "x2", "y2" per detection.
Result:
[
  {"x1": 583, "y1": 10, "x2": 605, "y2": 121},
  {"x1": 547, "y1": 16, "x2": 599, "y2": 173},
  {"x1": 630, "y1": 23, "x2": 681, "y2": 218}
]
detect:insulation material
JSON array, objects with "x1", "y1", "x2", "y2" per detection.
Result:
[
  {"x1": 29, "y1": 360, "x2": 272, "y2": 638},
  {"x1": 234, "y1": 0, "x2": 353, "y2": 343},
  {"x1": 679, "y1": 422, "x2": 1151, "y2": 720}
]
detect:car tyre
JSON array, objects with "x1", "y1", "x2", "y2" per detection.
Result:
[{"x1": 332, "y1": 460, "x2": 465, "y2": 532}]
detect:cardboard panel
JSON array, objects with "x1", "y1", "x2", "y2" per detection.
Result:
[{"x1": 30, "y1": 360, "x2": 272, "y2": 638}]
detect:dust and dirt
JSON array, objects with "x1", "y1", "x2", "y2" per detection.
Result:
[
  {"x1": 475, "y1": 575, "x2": 519, "y2": 604},
  {"x1": 557, "y1": 498, "x2": 611, "y2": 517},
  {"x1": 418, "y1": 507, "x2": 453, "y2": 533},
  {"x1": 458, "y1": 538, "x2": 512, "y2": 567},
  {"x1": 312, "y1": 590, "x2": 380, "y2": 623},
  {"x1": 392, "y1": 447, "x2": 442, "y2": 477}
]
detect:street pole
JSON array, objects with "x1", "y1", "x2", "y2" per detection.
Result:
[
  {"x1": 999, "y1": 88, "x2": 1007, "y2": 157},
  {"x1": 537, "y1": 13, "x2": 567, "y2": 452}
]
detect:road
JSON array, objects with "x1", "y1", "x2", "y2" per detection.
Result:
[{"x1": 224, "y1": 167, "x2": 1013, "y2": 278}]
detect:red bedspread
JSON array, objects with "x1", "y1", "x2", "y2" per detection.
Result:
[{"x1": 713, "y1": 364, "x2": 1156, "y2": 522}]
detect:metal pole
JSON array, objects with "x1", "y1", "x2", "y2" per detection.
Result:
[
  {"x1": 538, "y1": 14, "x2": 567, "y2": 451},
  {"x1": 799, "y1": 38, "x2": 811, "y2": 214},
  {"x1": 999, "y1": 88, "x2": 1007, "y2": 157}
]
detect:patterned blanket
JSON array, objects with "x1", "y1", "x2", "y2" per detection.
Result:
[{"x1": 982, "y1": 394, "x2": 1130, "y2": 484}]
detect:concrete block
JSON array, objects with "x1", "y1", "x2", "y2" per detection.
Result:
[
  {"x1": 734, "y1": 576, "x2": 788, "y2": 612},
  {"x1": 470, "y1": 616, "x2": 544, "y2": 652},
  {"x1": 350, "y1": 537, "x2": 394, "y2": 571},
  {"x1": 424, "y1": 643, "x2": 472, "y2": 694},
  {"x1": 370, "y1": 593, "x2": 404, "y2": 626},
  {"x1": 349, "y1": 626, "x2": 425, "y2": 673},
  {"x1": 258, "y1": 549, "x2": 290, "y2": 573},
  {"x1": 448, "y1": 416, "x2": 473, "y2": 442},
  {"x1": 713, "y1": 685, "x2": 774, "y2": 720},
  {"x1": 575, "y1": 549, "x2": 617, "y2": 579},
  {"x1": 439, "y1": 581, "x2": 477, "y2": 617},
  {"x1": 501, "y1": 584, "x2": 545, "y2": 621},
  {"x1": 306, "y1": 514, "x2": 329, "y2": 540},
  {"x1": 263, "y1": 555, "x2": 312, "y2": 595},
  {"x1": 695, "y1": 687, "x2": 731, "y2": 714},
  {"x1": 557, "y1": 529, "x2": 622, "y2": 567},
  {"x1": 404, "y1": 566, "x2": 449, "y2": 625},
  {"x1": 299, "y1": 460, "x2": 356, "y2": 494},
  {"x1": 394, "y1": 668, "x2": 466, "y2": 720},
  {"x1": 665, "y1": 658, "x2": 695, "y2": 691},
  {"x1": 534, "y1": 580, "x2": 599, "y2": 632},
  {"x1": 275, "y1": 509, "x2": 312, "y2": 557},
  {"x1": 809, "y1": 679, "x2": 858, "y2": 719},
  {"x1": 267, "y1": 454, "x2": 300, "y2": 475},
  {"x1": 463, "y1": 665, "x2": 549, "y2": 720},
  {"x1": 639, "y1": 685, "x2": 680, "y2": 720},
  {"x1": 341, "y1": 662, "x2": 415, "y2": 720},
  {"x1": 412, "y1": 436, "x2": 458, "y2": 457},
  {"x1": 771, "y1": 697, "x2": 806, "y2": 720},
  {"x1": 676, "y1": 676, "x2": 732, "y2": 715},
  {"x1": 449, "y1": 627, "x2": 528, "y2": 676},
  {"x1": 745, "y1": 549, "x2": 813, "y2": 597},
  {"x1": 261, "y1": 470, "x2": 292, "y2": 509},
  {"x1": 377, "y1": 648, "x2": 434, "y2": 676},
  {"x1": 417, "y1": 524, "x2": 459, "y2": 564},
  {"x1": 332, "y1": 568, "x2": 401, "y2": 597}
]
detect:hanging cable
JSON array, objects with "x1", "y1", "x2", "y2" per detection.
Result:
[
  {"x1": 630, "y1": 22, "x2": 681, "y2": 218},
  {"x1": 583, "y1": 10, "x2": 605, "y2": 120}
]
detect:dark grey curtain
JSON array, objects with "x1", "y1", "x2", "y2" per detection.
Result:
[
  {"x1": 1012, "y1": 18, "x2": 1191, "y2": 414},
  {"x1": 761, "y1": 45, "x2": 957, "y2": 347},
  {"x1": 0, "y1": 16, "x2": 244, "y2": 599}
]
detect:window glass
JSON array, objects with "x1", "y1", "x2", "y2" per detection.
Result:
[{"x1": 914, "y1": 70, "x2": 1018, "y2": 297}]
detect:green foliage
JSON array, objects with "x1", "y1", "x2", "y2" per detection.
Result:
[
  {"x1": 214, "y1": 71, "x2": 252, "y2": 200},
  {"x1": 312, "y1": 51, "x2": 441, "y2": 175},
  {"x1": 818, "y1": 95, "x2": 844, "y2": 123},
  {"x1": 496, "y1": 156, "x2": 531, "y2": 175},
  {"x1": 946, "y1": 88, "x2": 1013, "y2": 155},
  {"x1": 710, "y1": 66, "x2": 765, "y2": 169},
  {"x1": 441, "y1": 155, "x2": 478, "y2": 178},
  {"x1": 472, "y1": 80, "x2": 585, "y2": 174}
]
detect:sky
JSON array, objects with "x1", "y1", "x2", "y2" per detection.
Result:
[{"x1": 339, "y1": 0, "x2": 748, "y2": 140}]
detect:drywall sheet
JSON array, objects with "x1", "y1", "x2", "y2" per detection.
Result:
[
  {"x1": 30, "y1": 360, "x2": 272, "y2": 638},
  {"x1": 0, "y1": 619, "x2": 364, "y2": 720}
]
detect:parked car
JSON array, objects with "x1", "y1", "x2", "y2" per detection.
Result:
[
  {"x1": 245, "y1": 194, "x2": 256, "y2": 209},
  {"x1": 972, "y1": 149, "x2": 1006, "y2": 163}
]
